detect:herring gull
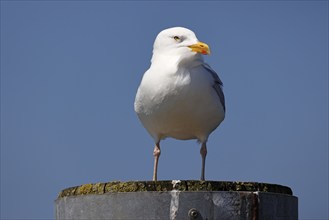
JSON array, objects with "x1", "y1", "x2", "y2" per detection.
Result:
[{"x1": 134, "y1": 27, "x2": 225, "y2": 181}]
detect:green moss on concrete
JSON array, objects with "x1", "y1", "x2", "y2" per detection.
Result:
[{"x1": 57, "y1": 180, "x2": 293, "y2": 199}]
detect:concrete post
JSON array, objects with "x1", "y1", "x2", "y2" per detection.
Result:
[{"x1": 55, "y1": 180, "x2": 298, "y2": 220}]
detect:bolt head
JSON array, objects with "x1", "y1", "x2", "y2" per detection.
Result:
[{"x1": 188, "y1": 208, "x2": 199, "y2": 219}]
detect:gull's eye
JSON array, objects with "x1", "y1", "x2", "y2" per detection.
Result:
[{"x1": 173, "y1": 36, "x2": 181, "y2": 41}]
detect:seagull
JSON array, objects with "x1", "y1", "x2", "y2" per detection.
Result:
[{"x1": 134, "y1": 27, "x2": 225, "y2": 181}]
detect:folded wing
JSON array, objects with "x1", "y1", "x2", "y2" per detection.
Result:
[{"x1": 202, "y1": 64, "x2": 226, "y2": 112}]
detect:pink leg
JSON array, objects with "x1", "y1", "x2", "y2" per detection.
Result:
[
  {"x1": 200, "y1": 142, "x2": 207, "y2": 181},
  {"x1": 153, "y1": 142, "x2": 161, "y2": 181}
]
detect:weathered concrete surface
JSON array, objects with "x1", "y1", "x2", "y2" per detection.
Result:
[
  {"x1": 57, "y1": 180, "x2": 293, "y2": 197},
  {"x1": 55, "y1": 181, "x2": 298, "y2": 220}
]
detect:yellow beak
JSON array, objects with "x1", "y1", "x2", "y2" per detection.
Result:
[{"x1": 188, "y1": 41, "x2": 210, "y2": 55}]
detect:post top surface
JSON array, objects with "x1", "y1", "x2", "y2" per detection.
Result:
[{"x1": 57, "y1": 180, "x2": 293, "y2": 199}]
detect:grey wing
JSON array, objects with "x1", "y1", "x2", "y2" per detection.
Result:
[{"x1": 203, "y1": 63, "x2": 226, "y2": 112}]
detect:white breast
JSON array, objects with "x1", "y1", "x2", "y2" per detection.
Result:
[{"x1": 134, "y1": 64, "x2": 225, "y2": 143}]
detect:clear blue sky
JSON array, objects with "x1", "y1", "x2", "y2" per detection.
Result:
[{"x1": 1, "y1": 1, "x2": 328, "y2": 219}]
